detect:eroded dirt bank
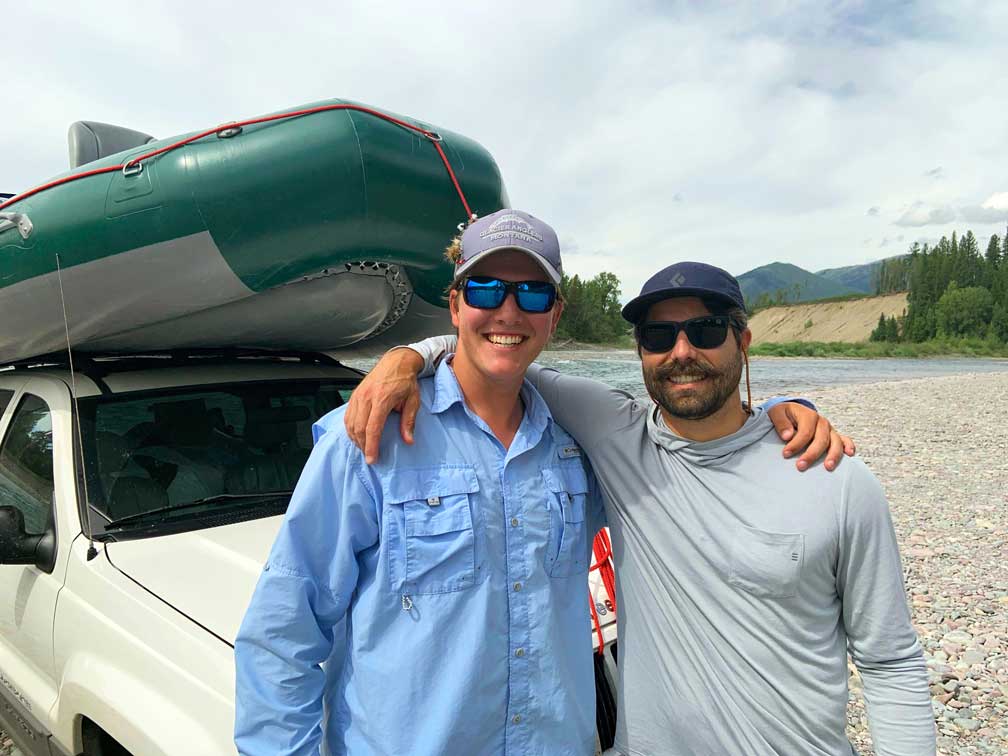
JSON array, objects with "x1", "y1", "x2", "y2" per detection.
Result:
[{"x1": 749, "y1": 292, "x2": 908, "y2": 343}]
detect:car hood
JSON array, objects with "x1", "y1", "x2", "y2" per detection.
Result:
[
  {"x1": 106, "y1": 519, "x2": 620, "y2": 649},
  {"x1": 106, "y1": 516, "x2": 282, "y2": 644}
]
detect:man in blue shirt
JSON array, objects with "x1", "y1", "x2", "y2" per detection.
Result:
[
  {"x1": 235, "y1": 210, "x2": 844, "y2": 755},
  {"x1": 235, "y1": 210, "x2": 607, "y2": 755}
]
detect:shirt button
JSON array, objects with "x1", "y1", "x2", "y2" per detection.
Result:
[
  {"x1": 512, "y1": 714, "x2": 522, "y2": 724},
  {"x1": 511, "y1": 517, "x2": 519, "y2": 527},
  {"x1": 515, "y1": 648, "x2": 525, "y2": 657},
  {"x1": 513, "y1": 582, "x2": 522, "y2": 592}
]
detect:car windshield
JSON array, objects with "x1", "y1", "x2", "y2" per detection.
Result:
[{"x1": 77, "y1": 379, "x2": 354, "y2": 533}]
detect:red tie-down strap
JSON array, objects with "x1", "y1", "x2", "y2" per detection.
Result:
[
  {"x1": 589, "y1": 528, "x2": 617, "y2": 653},
  {"x1": 1, "y1": 103, "x2": 476, "y2": 222}
]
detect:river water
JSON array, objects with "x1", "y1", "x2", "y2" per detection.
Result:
[{"x1": 537, "y1": 352, "x2": 1008, "y2": 400}]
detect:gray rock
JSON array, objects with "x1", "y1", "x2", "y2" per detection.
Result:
[
  {"x1": 962, "y1": 649, "x2": 987, "y2": 666},
  {"x1": 956, "y1": 717, "x2": 982, "y2": 732},
  {"x1": 945, "y1": 630, "x2": 974, "y2": 646}
]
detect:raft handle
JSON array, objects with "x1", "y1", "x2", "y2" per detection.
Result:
[
  {"x1": 0, "y1": 211, "x2": 33, "y2": 240},
  {"x1": 122, "y1": 162, "x2": 144, "y2": 177}
]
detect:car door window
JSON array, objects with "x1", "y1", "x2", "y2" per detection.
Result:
[{"x1": 0, "y1": 394, "x2": 55, "y2": 535}]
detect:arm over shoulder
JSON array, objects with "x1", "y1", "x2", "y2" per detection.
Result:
[{"x1": 527, "y1": 363, "x2": 643, "y2": 453}]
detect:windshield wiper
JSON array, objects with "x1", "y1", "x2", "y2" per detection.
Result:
[{"x1": 103, "y1": 491, "x2": 294, "y2": 531}]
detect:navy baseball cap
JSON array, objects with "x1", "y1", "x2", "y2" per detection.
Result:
[
  {"x1": 621, "y1": 262, "x2": 745, "y2": 324},
  {"x1": 454, "y1": 209, "x2": 563, "y2": 284}
]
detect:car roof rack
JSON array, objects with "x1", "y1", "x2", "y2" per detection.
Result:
[{"x1": 2, "y1": 348, "x2": 352, "y2": 382}]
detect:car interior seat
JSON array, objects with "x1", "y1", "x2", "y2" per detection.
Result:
[
  {"x1": 227, "y1": 406, "x2": 311, "y2": 493},
  {"x1": 107, "y1": 476, "x2": 169, "y2": 520}
]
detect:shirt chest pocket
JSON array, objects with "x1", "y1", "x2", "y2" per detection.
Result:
[
  {"x1": 383, "y1": 467, "x2": 480, "y2": 595},
  {"x1": 542, "y1": 466, "x2": 590, "y2": 578},
  {"x1": 728, "y1": 524, "x2": 804, "y2": 599}
]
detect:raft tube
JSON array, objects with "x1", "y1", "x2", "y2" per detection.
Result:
[{"x1": 0, "y1": 98, "x2": 508, "y2": 363}]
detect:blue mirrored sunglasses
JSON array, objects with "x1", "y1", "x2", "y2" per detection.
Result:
[{"x1": 461, "y1": 276, "x2": 558, "y2": 313}]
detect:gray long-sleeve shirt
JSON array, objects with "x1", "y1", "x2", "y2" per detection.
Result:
[{"x1": 410, "y1": 339, "x2": 935, "y2": 755}]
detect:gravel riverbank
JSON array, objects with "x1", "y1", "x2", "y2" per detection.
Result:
[
  {"x1": 2, "y1": 371, "x2": 1005, "y2": 755},
  {"x1": 781, "y1": 372, "x2": 1008, "y2": 755}
]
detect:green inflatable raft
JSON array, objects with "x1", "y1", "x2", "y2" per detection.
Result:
[{"x1": 0, "y1": 98, "x2": 508, "y2": 364}]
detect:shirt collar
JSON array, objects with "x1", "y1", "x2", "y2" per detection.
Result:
[
  {"x1": 430, "y1": 355, "x2": 553, "y2": 437},
  {"x1": 431, "y1": 357, "x2": 467, "y2": 414},
  {"x1": 645, "y1": 403, "x2": 774, "y2": 465}
]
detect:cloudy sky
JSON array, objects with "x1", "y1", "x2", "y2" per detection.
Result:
[{"x1": 5, "y1": 1, "x2": 1007, "y2": 299}]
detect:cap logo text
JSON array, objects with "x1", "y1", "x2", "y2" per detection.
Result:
[{"x1": 480, "y1": 212, "x2": 544, "y2": 247}]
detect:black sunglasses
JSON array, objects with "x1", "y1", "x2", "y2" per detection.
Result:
[
  {"x1": 461, "y1": 276, "x2": 558, "y2": 314},
  {"x1": 636, "y1": 315, "x2": 738, "y2": 352}
]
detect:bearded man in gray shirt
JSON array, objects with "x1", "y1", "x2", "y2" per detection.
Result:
[{"x1": 345, "y1": 262, "x2": 935, "y2": 755}]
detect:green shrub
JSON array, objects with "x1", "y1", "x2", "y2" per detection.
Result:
[
  {"x1": 935, "y1": 284, "x2": 994, "y2": 339},
  {"x1": 749, "y1": 339, "x2": 1008, "y2": 358}
]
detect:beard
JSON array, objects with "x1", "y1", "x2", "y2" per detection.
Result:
[{"x1": 642, "y1": 347, "x2": 744, "y2": 421}]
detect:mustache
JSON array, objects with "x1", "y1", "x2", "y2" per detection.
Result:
[{"x1": 652, "y1": 360, "x2": 715, "y2": 380}]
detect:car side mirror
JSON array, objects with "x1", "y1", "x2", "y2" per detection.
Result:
[{"x1": 0, "y1": 506, "x2": 47, "y2": 566}]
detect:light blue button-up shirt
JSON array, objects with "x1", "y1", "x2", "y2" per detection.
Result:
[{"x1": 235, "y1": 360, "x2": 606, "y2": 756}]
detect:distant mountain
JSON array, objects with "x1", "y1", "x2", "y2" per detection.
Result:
[
  {"x1": 816, "y1": 254, "x2": 908, "y2": 294},
  {"x1": 739, "y1": 255, "x2": 911, "y2": 307},
  {"x1": 738, "y1": 262, "x2": 859, "y2": 307},
  {"x1": 814, "y1": 262, "x2": 880, "y2": 294}
]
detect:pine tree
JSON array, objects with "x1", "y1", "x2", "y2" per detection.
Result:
[
  {"x1": 870, "y1": 313, "x2": 887, "y2": 342},
  {"x1": 886, "y1": 315, "x2": 900, "y2": 342},
  {"x1": 985, "y1": 234, "x2": 1001, "y2": 268},
  {"x1": 991, "y1": 304, "x2": 1008, "y2": 342},
  {"x1": 982, "y1": 235, "x2": 1001, "y2": 290},
  {"x1": 959, "y1": 231, "x2": 982, "y2": 287}
]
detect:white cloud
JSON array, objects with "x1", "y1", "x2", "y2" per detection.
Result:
[
  {"x1": 958, "y1": 192, "x2": 1008, "y2": 223},
  {"x1": 894, "y1": 203, "x2": 957, "y2": 227},
  {"x1": 982, "y1": 192, "x2": 1008, "y2": 210},
  {"x1": 960, "y1": 206, "x2": 1008, "y2": 224}
]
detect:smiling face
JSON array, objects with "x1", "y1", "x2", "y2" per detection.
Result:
[
  {"x1": 449, "y1": 249, "x2": 563, "y2": 392},
  {"x1": 639, "y1": 296, "x2": 751, "y2": 423}
]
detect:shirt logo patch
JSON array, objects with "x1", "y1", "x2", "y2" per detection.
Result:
[
  {"x1": 427, "y1": 496, "x2": 441, "y2": 507},
  {"x1": 559, "y1": 445, "x2": 581, "y2": 459}
]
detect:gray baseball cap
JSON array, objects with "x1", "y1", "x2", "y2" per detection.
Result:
[{"x1": 454, "y1": 209, "x2": 563, "y2": 284}]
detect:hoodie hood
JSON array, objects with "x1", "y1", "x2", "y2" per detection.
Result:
[{"x1": 645, "y1": 404, "x2": 777, "y2": 466}]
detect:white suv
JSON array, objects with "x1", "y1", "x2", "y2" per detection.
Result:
[{"x1": 0, "y1": 351, "x2": 617, "y2": 756}]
